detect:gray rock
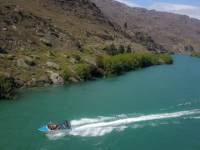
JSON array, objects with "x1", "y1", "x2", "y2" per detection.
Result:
[
  {"x1": 69, "y1": 54, "x2": 81, "y2": 64},
  {"x1": 24, "y1": 56, "x2": 36, "y2": 66},
  {"x1": 27, "y1": 78, "x2": 37, "y2": 87},
  {"x1": 6, "y1": 54, "x2": 15, "y2": 60},
  {"x1": 0, "y1": 54, "x2": 5, "y2": 58},
  {"x1": 29, "y1": 75, "x2": 51, "y2": 87},
  {"x1": 48, "y1": 71, "x2": 64, "y2": 85},
  {"x1": 12, "y1": 25, "x2": 17, "y2": 30},
  {"x1": 14, "y1": 78, "x2": 25, "y2": 88},
  {"x1": 39, "y1": 38, "x2": 52, "y2": 47},
  {"x1": 68, "y1": 77, "x2": 79, "y2": 83},
  {"x1": 37, "y1": 74, "x2": 51, "y2": 86},
  {"x1": 17, "y1": 58, "x2": 30, "y2": 69},
  {"x1": 2, "y1": 28, "x2": 7, "y2": 31},
  {"x1": 83, "y1": 58, "x2": 97, "y2": 66},
  {"x1": 30, "y1": 55, "x2": 40, "y2": 60},
  {"x1": 46, "y1": 61, "x2": 60, "y2": 70},
  {"x1": 69, "y1": 57, "x2": 79, "y2": 64},
  {"x1": 16, "y1": 56, "x2": 35, "y2": 68}
]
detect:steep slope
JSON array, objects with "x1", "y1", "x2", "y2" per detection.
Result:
[
  {"x1": 92, "y1": 0, "x2": 200, "y2": 54},
  {"x1": 0, "y1": 0, "x2": 145, "y2": 87},
  {"x1": 0, "y1": 0, "x2": 173, "y2": 99},
  {"x1": 0, "y1": 0, "x2": 140, "y2": 52}
]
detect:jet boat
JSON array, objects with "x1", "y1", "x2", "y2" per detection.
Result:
[{"x1": 38, "y1": 120, "x2": 71, "y2": 133}]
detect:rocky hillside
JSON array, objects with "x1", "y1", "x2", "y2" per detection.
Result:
[
  {"x1": 92, "y1": 0, "x2": 200, "y2": 54},
  {"x1": 0, "y1": 0, "x2": 173, "y2": 99},
  {"x1": 0, "y1": 0, "x2": 130, "y2": 52}
]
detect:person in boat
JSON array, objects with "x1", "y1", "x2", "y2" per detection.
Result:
[
  {"x1": 48, "y1": 120, "x2": 71, "y2": 131},
  {"x1": 48, "y1": 124, "x2": 60, "y2": 130}
]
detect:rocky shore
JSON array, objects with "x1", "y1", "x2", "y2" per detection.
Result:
[{"x1": 0, "y1": 50, "x2": 173, "y2": 100}]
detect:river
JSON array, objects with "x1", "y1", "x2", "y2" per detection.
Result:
[{"x1": 0, "y1": 55, "x2": 200, "y2": 150}]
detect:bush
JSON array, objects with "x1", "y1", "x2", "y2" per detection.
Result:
[
  {"x1": 103, "y1": 43, "x2": 118, "y2": 55},
  {"x1": 74, "y1": 64, "x2": 93, "y2": 81},
  {"x1": 104, "y1": 44, "x2": 133, "y2": 55},
  {"x1": 71, "y1": 54, "x2": 82, "y2": 62},
  {"x1": 96, "y1": 55, "x2": 104, "y2": 68},
  {"x1": 118, "y1": 45, "x2": 125, "y2": 54},
  {"x1": 127, "y1": 45, "x2": 132, "y2": 53},
  {"x1": 61, "y1": 67, "x2": 73, "y2": 82},
  {"x1": 0, "y1": 74, "x2": 16, "y2": 99},
  {"x1": 158, "y1": 54, "x2": 173, "y2": 64},
  {"x1": 191, "y1": 52, "x2": 200, "y2": 58},
  {"x1": 102, "y1": 52, "x2": 172, "y2": 75}
]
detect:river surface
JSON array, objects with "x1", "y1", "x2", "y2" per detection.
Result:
[{"x1": 1, "y1": 55, "x2": 200, "y2": 150}]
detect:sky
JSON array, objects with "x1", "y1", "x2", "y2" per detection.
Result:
[{"x1": 116, "y1": 0, "x2": 200, "y2": 19}]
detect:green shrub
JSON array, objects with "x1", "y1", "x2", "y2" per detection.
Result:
[
  {"x1": 102, "y1": 52, "x2": 172, "y2": 75},
  {"x1": 0, "y1": 74, "x2": 16, "y2": 99},
  {"x1": 103, "y1": 43, "x2": 118, "y2": 55},
  {"x1": 96, "y1": 55, "x2": 104, "y2": 68},
  {"x1": 61, "y1": 67, "x2": 73, "y2": 82},
  {"x1": 158, "y1": 54, "x2": 173, "y2": 64},
  {"x1": 71, "y1": 54, "x2": 82, "y2": 62},
  {"x1": 127, "y1": 45, "x2": 132, "y2": 53},
  {"x1": 74, "y1": 64, "x2": 93, "y2": 81},
  {"x1": 103, "y1": 44, "x2": 134, "y2": 55},
  {"x1": 118, "y1": 45, "x2": 125, "y2": 54},
  {"x1": 191, "y1": 52, "x2": 200, "y2": 58}
]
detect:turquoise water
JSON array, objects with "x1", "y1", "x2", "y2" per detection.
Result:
[{"x1": 1, "y1": 55, "x2": 200, "y2": 150}]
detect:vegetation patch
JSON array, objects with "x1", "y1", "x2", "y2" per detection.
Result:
[
  {"x1": 74, "y1": 64, "x2": 94, "y2": 81},
  {"x1": 191, "y1": 52, "x2": 200, "y2": 58},
  {"x1": 101, "y1": 52, "x2": 173, "y2": 75},
  {"x1": 103, "y1": 43, "x2": 133, "y2": 55},
  {"x1": 0, "y1": 74, "x2": 16, "y2": 100}
]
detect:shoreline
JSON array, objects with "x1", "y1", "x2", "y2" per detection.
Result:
[{"x1": 0, "y1": 52, "x2": 173, "y2": 100}]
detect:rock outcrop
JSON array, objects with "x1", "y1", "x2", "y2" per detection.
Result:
[
  {"x1": 17, "y1": 58, "x2": 30, "y2": 69},
  {"x1": 48, "y1": 71, "x2": 64, "y2": 85},
  {"x1": 46, "y1": 62, "x2": 60, "y2": 70}
]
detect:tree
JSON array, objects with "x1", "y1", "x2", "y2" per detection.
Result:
[
  {"x1": 118, "y1": 45, "x2": 125, "y2": 54},
  {"x1": 126, "y1": 45, "x2": 132, "y2": 53},
  {"x1": 104, "y1": 43, "x2": 118, "y2": 55},
  {"x1": 0, "y1": 74, "x2": 16, "y2": 99}
]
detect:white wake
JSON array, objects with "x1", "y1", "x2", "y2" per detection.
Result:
[{"x1": 46, "y1": 109, "x2": 200, "y2": 139}]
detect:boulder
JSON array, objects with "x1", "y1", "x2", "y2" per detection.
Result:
[
  {"x1": 46, "y1": 61, "x2": 60, "y2": 70},
  {"x1": 2, "y1": 28, "x2": 7, "y2": 31},
  {"x1": 6, "y1": 54, "x2": 15, "y2": 60},
  {"x1": 68, "y1": 77, "x2": 80, "y2": 83},
  {"x1": 39, "y1": 38, "x2": 52, "y2": 47},
  {"x1": 0, "y1": 54, "x2": 5, "y2": 58},
  {"x1": 17, "y1": 58, "x2": 30, "y2": 69},
  {"x1": 69, "y1": 57, "x2": 79, "y2": 64},
  {"x1": 48, "y1": 71, "x2": 64, "y2": 85},
  {"x1": 24, "y1": 56, "x2": 36, "y2": 66},
  {"x1": 69, "y1": 54, "x2": 82, "y2": 64},
  {"x1": 12, "y1": 25, "x2": 17, "y2": 30},
  {"x1": 27, "y1": 75, "x2": 51, "y2": 87},
  {"x1": 36, "y1": 74, "x2": 51, "y2": 86},
  {"x1": 83, "y1": 58, "x2": 97, "y2": 66},
  {"x1": 14, "y1": 78, "x2": 25, "y2": 88},
  {"x1": 39, "y1": 74, "x2": 51, "y2": 82}
]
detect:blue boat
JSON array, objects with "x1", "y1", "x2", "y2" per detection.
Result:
[
  {"x1": 38, "y1": 120, "x2": 71, "y2": 133},
  {"x1": 38, "y1": 125, "x2": 50, "y2": 133}
]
